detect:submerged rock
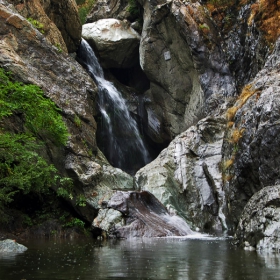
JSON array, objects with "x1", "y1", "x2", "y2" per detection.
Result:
[
  {"x1": 93, "y1": 191, "x2": 193, "y2": 238},
  {"x1": 82, "y1": 19, "x2": 141, "y2": 68},
  {"x1": 0, "y1": 239, "x2": 27, "y2": 253},
  {"x1": 234, "y1": 185, "x2": 280, "y2": 252}
]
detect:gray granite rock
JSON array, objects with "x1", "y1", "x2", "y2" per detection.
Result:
[
  {"x1": 82, "y1": 19, "x2": 141, "y2": 68},
  {"x1": 138, "y1": 0, "x2": 235, "y2": 143},
  {"x1": 93, "y1": 191, "x2": 193, "y2": 238},
  {"x1": 135, "y1": 116, "x2": 227, "y2": 232},
  {"x1": 223, "y1": 37, "x2": 280, "y2": 228},
  {"x1": 86, "y1": 0, "x2": 130, "y2": 23},
  {"x1": 0, "y1": 239, "x2": 27, "y2": 253},
  {"x1": 234, "y1": 185, "x2": 280, "y2": 252}
]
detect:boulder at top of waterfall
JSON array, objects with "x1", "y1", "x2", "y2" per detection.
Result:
[
  {"x1": 0, "y1": 239, "x2": 27, "y2": 253},
  {"x1": 82, "y1": 19, "x2": 141, "y2": 68},
  {"x1": 234, "y1": 185, "x2": 280, "y2": 252},
  {"x1": 92, "y1": 191, "x2": 193, "y2": 238}
]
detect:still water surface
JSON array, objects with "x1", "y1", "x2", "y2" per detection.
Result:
[{"x1": 0, "y1": 236, "x2": 280, "y2": 280}]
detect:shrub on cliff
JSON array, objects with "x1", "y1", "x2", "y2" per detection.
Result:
[{"x1": 0, "y1": 68, "x2": 71, "y2": 217}]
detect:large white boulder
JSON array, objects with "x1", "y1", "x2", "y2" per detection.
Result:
[{"x1": 82, "y1": 19, "x2": 141, "y2": 68}]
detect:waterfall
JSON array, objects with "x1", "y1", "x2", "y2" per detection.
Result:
[{"x1": 77, "y1": 39, "x2": 151, "y2": 174}]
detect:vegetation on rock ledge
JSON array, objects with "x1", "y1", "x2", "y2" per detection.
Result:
[
  {"x1": 0, "y1": 68, "x2": 71, "y2": 221},
  {"x1": 204, "y1": 0, "x2": 280, "y2": 44},
  {"x1": 76, "y1": 0, "x2": 96, "y2": 24}
]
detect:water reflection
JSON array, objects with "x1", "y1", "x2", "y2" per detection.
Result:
[{"x1": 0, "y1": 237, "x2": 279, "y2": 279}]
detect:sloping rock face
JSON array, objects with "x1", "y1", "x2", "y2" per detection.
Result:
[
  {"x1": 9, "y1": 0, "x2": 81, "y2": 53},
  {"x1": 86, "y1": 0, "x2": 130, "y2": 23},
  {"x1": 202, "y1": 0, "x2": 270, "y2": 89},
  {"x1": 223, "y1": 0, "x2": 268, "y2": 88},
  {"x1": 93, "y1": 191, "x2": 193, "y2": 238},
  {"x1": 82, "y1": 19, "x2": 141, "y2": 68},
  {"x1": 223, "y1": 37, "x2": 280, "y2": 228},
  {"x1": 135, "y1": 117, "x2": 227, "y2": 232},
  {"x1": 0, "y1": 1, "x2": 133, "y2": 223},
  {"x1": 138, "y1": 0, "x2": 235, "y2": 143},
  {"x1": 234, "y1": 185, "x2": 280, "y2": 252},
  {"x1": 0, "y1": 239, "x2": 27, "y2": 253}
]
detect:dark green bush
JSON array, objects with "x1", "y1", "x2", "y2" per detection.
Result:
[{"x1": 0, "y1": 68, "x2": 71, "y2": 213}]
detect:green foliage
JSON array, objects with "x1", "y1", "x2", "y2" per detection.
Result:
[
  {"x1": 76, "y1": 194, "x2": 87, "y2": 207},
  {"x1": 0, "y1": 68, "x2": 70, "y2": 213},
  {"x1": 56, "y1": 178, "x2": 73, "y2": 199},
  {"x1": 22, "y1": 215, "x2": 34, "y2": 227},
  {"x1": 74, "y1": 114, "x2": 82, "y2": 127},
  {"x1": 199, "y1": 23, "x2": 210, "y2": 30},
  {"x1": 63, "y1": 218, "x2": 85, "y2": 229},
  {"x1": 77, "y1": 0, "x2": 96, "y2": 25},
  {"x1": 54, "y1": 43, "x2": 63, "y2": 53},
  {"x1": 0, "y1": 133, "x2": 58, "y2": 202},
  {"x1": 127, "y1": 0, "x2": 142, "y2": 22},
  {"x1": 75, "y1": 0, "x2": 86, "y2": 5},
  {"x1": 27, "y1": 17, "x2": 45, "y2": 34},
  {"x1": 0, "y1": 69, "x2": 69, "y2": 145}
]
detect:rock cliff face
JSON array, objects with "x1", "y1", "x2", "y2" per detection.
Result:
[
  {"x1": 234, "y1": 185, "x2": 280, "y2": 252},
  {"x1": 135, "y1": 116, "x2": 228, "y2": 231},
  {"x1": 222, "y1": 1, "x2": 268, "y2": 89},
  {"x1": 223, "y1": 36, "x2": 280, "y2": 229},
  {"x1": 9, "y1": 0, "x2": 82, "y2": 53},
  {"x1": 0, "y1": 0, "x2": 133, "y2": 225},
  {"x1": 139, "y1": 0, "x2": 236, "y2": 142},
  {"x1": 86, "y1": 0, "x2": 236, "y2": 144},
  {"x1": 1, "y1": 0, "x2": 280, "y2": 245},
  {"x1": 86, "y1": 0, "x2": 130, "y2": 23}
]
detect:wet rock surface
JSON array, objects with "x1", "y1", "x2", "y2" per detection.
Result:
[
  {"x1": 93, "y1": 191, "x2": 193, "y2": 238},
  {"x1": 0, "y1": 239, "x2": 27, "y2": 253},
  {"x1": 135, "y1": 117, "x2": 227, "y2": 232},
  {"x1": 234, "y1": 185, "x2": 280, "y2": 252},
  {"x1": 224, "y1": 1, "x2": 268, "y2": 88}
]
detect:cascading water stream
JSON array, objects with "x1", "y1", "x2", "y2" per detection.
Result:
[{"x1": 77, "y1": 39, "x2": 151, "y2": 174}]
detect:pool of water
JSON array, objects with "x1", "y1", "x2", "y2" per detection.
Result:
[{"x1": 0, "y1": 235, "x2": 280, "y2": 280}]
